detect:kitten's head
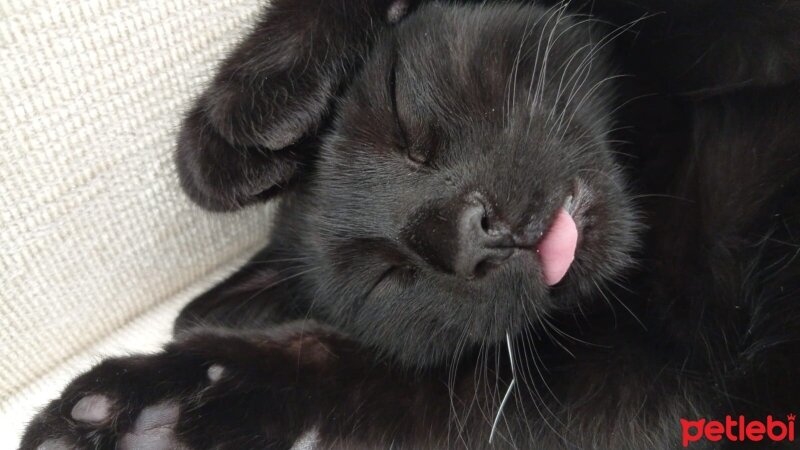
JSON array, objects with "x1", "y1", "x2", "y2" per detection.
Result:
[{"x1": 180, "y1": 1, "x2": 639, "y2": 367}]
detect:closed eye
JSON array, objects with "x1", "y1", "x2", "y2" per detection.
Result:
[
  {"x1": 389, "y1": 52, "x2": 430, "y2": 166},
  {"x1": 368, "y1": 264, "x2": 418, "y2": 297},
  {"x1": 389, "y1": 55, "x2": 410, "y2": 148},
  {"x1": 369, "y1": 265, "x2": 399, "y2": 296}
]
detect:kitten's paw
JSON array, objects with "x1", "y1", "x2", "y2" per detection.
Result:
[
  {"x1": 32, "y1": 396, "x2": 186, "y2": 450},
  {"x1": 175, "y1": 104, "x2": 306, "y2": 212},
  {"x1": 19, "y1": 356, "x2": 218, "y2": 450},
  {"x1": 20, "y1": 353, "x2": 256, "y2": 450},
  {"x1": 118, "y1": 401, "x2": 184, "y2": 449},
  {"x1": 69, "y1": 394, "x2": 113, "y2": 425},
  {"x1": 20, "y1": 327, "x2": 337, "y2": 450}
]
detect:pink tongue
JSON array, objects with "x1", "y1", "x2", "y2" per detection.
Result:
[{"x1": 537, "y1": 208, "x2": 578, "y2": 286}]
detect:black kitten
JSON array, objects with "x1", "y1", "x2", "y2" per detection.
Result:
[{"x1": 22, "y1": 0, "x2": 800, "y2": 449}]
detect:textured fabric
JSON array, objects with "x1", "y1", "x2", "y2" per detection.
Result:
[
  {"x1": 0, "y1": 0, "x2": 278, "y2": 444},
  {"x1": 0, "y1": 256, "x2": 255, "y2": 448}
]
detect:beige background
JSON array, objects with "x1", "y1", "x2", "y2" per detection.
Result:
[{"x1": 0, "y1": 0, "x2": 279, "y2": 446}]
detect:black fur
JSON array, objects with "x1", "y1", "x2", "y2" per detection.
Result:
[{"x1": 21, "y1": 0, "x2": 800, "y2": 449}]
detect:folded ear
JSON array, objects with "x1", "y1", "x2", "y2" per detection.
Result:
[{"x1": 176, "y1": 0, "x2": 413, "y2": 211}]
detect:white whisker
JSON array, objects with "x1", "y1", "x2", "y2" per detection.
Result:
[{"x1": 489, "y1": 333, "x2": 517, "y2": 444}]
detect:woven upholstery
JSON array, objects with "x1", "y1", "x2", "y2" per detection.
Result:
[{"x1": 0, "y1": 0, "x2": 280, "y2": 445}]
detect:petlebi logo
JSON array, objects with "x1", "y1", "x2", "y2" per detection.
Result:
[{"x1": 681, "y1": 414, "x2": 796, "y2": 447}]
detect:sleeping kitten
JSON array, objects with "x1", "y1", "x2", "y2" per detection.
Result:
[{"x1": 22, "y1": 0, "x2": 800, "y2": 449}]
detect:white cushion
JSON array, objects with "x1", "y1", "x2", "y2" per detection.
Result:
[{"x1": 0, "y1": 0, "x2": 274, "y2": 446}]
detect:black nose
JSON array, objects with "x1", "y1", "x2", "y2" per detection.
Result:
[{"x1": 453, "y1": 196, "x2": 514, "y2": 278}]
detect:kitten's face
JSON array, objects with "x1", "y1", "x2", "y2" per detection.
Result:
[{"x1": 300, "y1": 3, "x2": 638, "y2": 366}]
